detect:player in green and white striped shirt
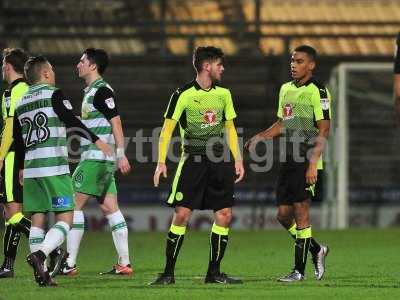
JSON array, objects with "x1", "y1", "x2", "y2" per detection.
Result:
[
  {"x1": 64, "y1": 48, "x2": 133, "y2": 276},
  {"x1": 14, "y1": 56, "x2": 111, "y2": 287}
]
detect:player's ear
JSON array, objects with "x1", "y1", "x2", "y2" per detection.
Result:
[
  {"x1": 309, "y1": 60, "x2": 316, "y2": 72},
  {"x1": 90, "y1": 63, "x2": 97, "y2": 72},
  {"x1": 203, "y1": 61, "x2": 211, "y2": 72}
]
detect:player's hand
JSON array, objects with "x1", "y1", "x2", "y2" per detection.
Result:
[
  {"x1": 234, "y1": 160, "x2": 245, "y2": 183},
  {"x1": 154, "y1": 163, "x2": 167, "y2": 187},
  {"x1": 118, "y1": 155, "x2": 131, "y2": 175},
  {"x1": 0, "y1": 160, "x2": 3, "y2": 173},
  {"x1": 95, "y1": 140, "x2": 113, "y2": 157},
  {"x1": 244, "y1": 134, "x2": 262, "y2": 153},
  {"x1": 19, "y1": 169, "x2": 24, "y2": 186},
  {"x1": 306, "y1": 163, "x2": 318, "y2": 185}
]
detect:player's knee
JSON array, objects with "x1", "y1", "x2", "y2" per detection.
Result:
[
  {"x1": 215, "y1": 210, "x2": 232, "y2": 226},
  {"x1": 276, "y1": 211, "x2": 289, "y2": 224},
  {"x1": 173, "y1": 212, "x2": 190, "y2": 226}
]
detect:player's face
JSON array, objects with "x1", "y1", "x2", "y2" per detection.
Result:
[
  {"x1": 77, "y1": 54, "x2": 93, "y2": 78},
  {"x1": 290, "y1": 51, "x2": 315, "y2": 81},
  {"x1": 209, "y1": 58, "x2": 224, "y2": 82}
]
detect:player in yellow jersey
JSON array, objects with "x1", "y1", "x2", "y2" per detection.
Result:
[{"x1": 0, "y1": 48, "x2": 31, "y2": 278}]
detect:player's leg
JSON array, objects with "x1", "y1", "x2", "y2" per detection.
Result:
[
  {"x1": 26, "y1": 212, "x2": 51, "y2": 286},
  {"x1": 99, "y1": 193, "x2": 132, "y2": 276},
  {"x1": 278, "y1": 199, "x2": 311, "y2": 282},
  {"x1": 150, "y1": 154, "x2": 197, "y2": 285},
  {"x1": 28, "y1": 212, "x2": 71, "y2": 287},
  {"x1": 204, "y1": 159, "x2": 241, "y2": 284},
  {"x1": 276, "y1": 204, "x2": 297, "y2": 238},
  {"x1": 25, "y1": 175, "x2": 74, "y2": 286},
  {"x1": 277, "y1": 161, "x2": 309, "y2": 282},
  {"x1": 0, "y1": 203, "x2": 21, "y2": 278},
  {"x1": 205, "y1": 207, "x2": 241, "y2": 284},
  {"x1": 150, "y1": 206, "x2": 192, "y2": 285},
  {"x1": 64, "y1": 192, "x2": 90, "y2": 274},
  {"x1": 65, "y1": 161, "x2": 99, "y2": 274},
  {"x1": 277, "y1": 202, "x2": 328, "y2": 280},
  {"x1": 0, "y1": 154, "x2": 30, "y2": 277}
]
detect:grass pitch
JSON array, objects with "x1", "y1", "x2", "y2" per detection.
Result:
[{"x1": 0, "y1": 229, "x2": 399, "y2": 300}]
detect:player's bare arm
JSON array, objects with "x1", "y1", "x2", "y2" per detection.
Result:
[
  {"x1": 306, "y1": 120, "x2": 330, "y2": 185},
  {"x1": 245, "y1": 119, "x2": 283, "y2": 152},
  {"x1": 110, "y1": 116, "x2": 131, "y2": 175}
]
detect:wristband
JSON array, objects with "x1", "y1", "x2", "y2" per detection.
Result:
[{"x1": 116, "y1": 148, "x2": 125, "y2": 159}]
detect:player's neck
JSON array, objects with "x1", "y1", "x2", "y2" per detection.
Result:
[
  {"x1": 85, "y1": 73, "x2": 101, "y2": 86},
  {"x1": 294, "y1": 73, "x2": 313, "y2": 87},
  {"x1": 195, "y1": 74, "x2": 213, "y2": 90},
  {"x1": 7, "y1": 73, "x2": 23, "y2": 85}
]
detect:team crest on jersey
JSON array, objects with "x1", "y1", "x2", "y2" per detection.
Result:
[
  {"x1": 201, "y1": 110, "x2": 219, "y2": 128},
  {"x1": 105, "y1": 97, "x2": 115, "y2": 109},
  {"x1": 282, "y1": 103, "x2": 294, "y2": 120},
  {"x1": 63, "y1": 100, "x2": 73, "y2": 110},
  {"x1": 204, "y1": 110, "x2": 216, "y2": 123},
  {"x1": 74, "y1": 170, "x2": 84, "y2": 188}
]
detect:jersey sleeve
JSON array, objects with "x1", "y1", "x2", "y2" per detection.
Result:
[
  {"x1": 276, "y1": 86, "x2": 284, "y2": 118},
  {"x1": 51, "y1": 89, "x2": 99, "y2": 142},
  {"x1": 312, "y1": 86, "x2": 331, "y2": 121},
  {"x1": 395, "y1": 32, "x2": 400, "y2": 74},
  {"x1": 9, "y1": 83, "x2": 29, "y2": 117},
  {"x1": 13, "y1": 114, "x2": 25, "y2": 162},
  {"x1": 164, "y1": 89, "x2": 185, "y2": 121},
  {"x1": 93, "y1": 86, "x2": 119, "y2": 120},
  {"x1": 224, "y1": 90, "x2": 237, "y2": 120}
]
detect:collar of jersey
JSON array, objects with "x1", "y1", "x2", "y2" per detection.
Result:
[
  {"x1": 291, "y1": 77, "x2": 314, "y2": 88},
  {"x1": 85, "y1": 77, "x2": 103, "y2": 93},
  {"x1": 30, "y1": 83, "x2": 50, "y2": 91},
  {"x1": 193, "y1": 79, "x2": 216, "y2": 91},
  {"x1": 9, "y1": 78, "x2": 25, "y2": 89}
]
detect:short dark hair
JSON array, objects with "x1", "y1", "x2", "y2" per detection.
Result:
[
  {"x1": 2, "y1": 48, "x2": 29, "y2": 75},
  {"x1": 193, "y1": 46, "x2": 224, "y2": 73},
  {"x1": 294, "y1": 45, "x2": 317, "y2": 61},
  {"x1": 24, "y1": 55, "x2": 49, "y2": 85},
  {"x1": 83, "y1": 48, "x2": 109, "y2": 75}
]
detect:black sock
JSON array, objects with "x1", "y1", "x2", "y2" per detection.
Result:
[
  {"x1": 2, "y1": 224, "x2": 21, "y2": 270},
  {"x1": 207, "y1": 231, "x2": 229, "y2": 275},
  {"x1": 294, "y1": 227, "x2": 312, "y2": 275},
  {"x1": 288, "y1": 223, "x2": 320, "y2": 255},
  {"x1": 15, "y1": 217, "x2": 31, "y2": 238},
  {"x1": 309, "y1": 238, "x2": 321, "y2": 256},
  {"x1": 163, "y1": 231, "x2": 185, "y2": 276}
]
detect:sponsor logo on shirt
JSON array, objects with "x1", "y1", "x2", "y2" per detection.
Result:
[
  {"x1": 201, "y1": 110, "x2": 220, "y2": 128},
  {"x1": 105, "y1": 97, "x2": 115, "y2": 109},
  {"x1": 282, "y1": 103, "x2": 294, "y2": 120}
]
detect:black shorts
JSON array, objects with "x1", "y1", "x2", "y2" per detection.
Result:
[
  {"x1": 166, "y1": 154, "x2": 235, "y2": 211},
  {"x1": 0, "y1": 151, "x2": 23, "y2": 204},
  {"x1": 276, "y1": 159, "x2": 315, "y2": 206}
]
